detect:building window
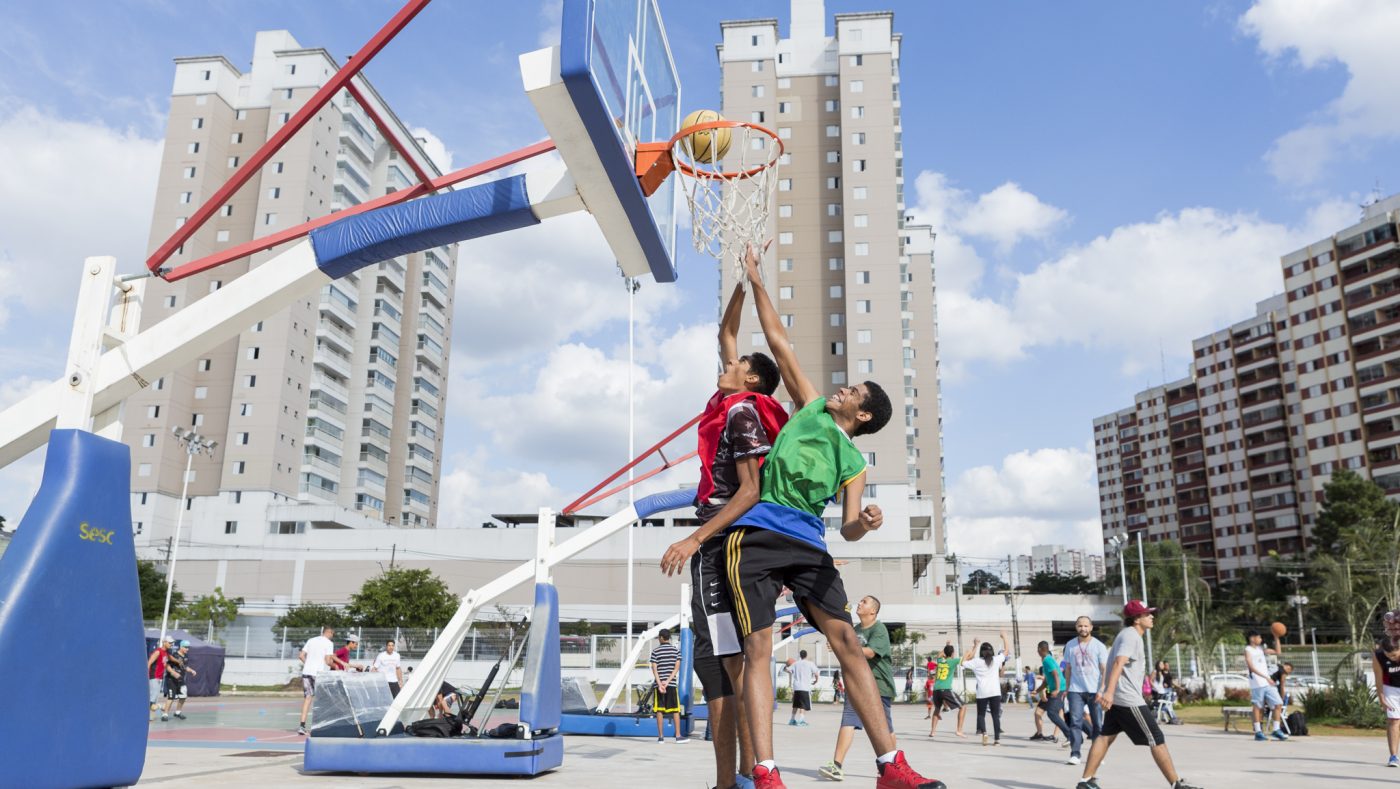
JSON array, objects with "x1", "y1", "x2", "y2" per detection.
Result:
[
  {"x1": 779, "y1": 286, "x2": 794, "y2": 300},
  {"x1": 265, "y1": 212, "x2": 277, "y2": 225},
  {"x1": 228, "y1": 156, "x2": 240, "y2": 168},
  {"x1": 829, "y1": 257, "x2": 845, "y2": 270},
  {"x1": 187, "y1": 142, "x2": 200, "y2": 154},
  {"x1": 850, "y1": 106, "x2": 865, "y2": 119},
  {"x1": 194, "y1": 386, "x2": 208, "y2": 400},
  {"x1": 854, "y1": 214, "x2": 869, "y2": 228},
  {"x1": 750, "y1": 34, "x2": 760, "y2": 46},
  {"x1": 138, "y1": 463, "x2": 152, "y2": 477},
  {"x1": 232, "y1": 491, "x2": 242, "y2": 503},
  {"x1": 274, "y1": 162, "x2": 284, "y2": 174},
  {"x1": 198, "y1": 358, "x2": 211, "y2": 371},
  {"x1": 855, "y1": 242, "x2": 870, "y2": 256},
  {"x1": 750, "y1": 111, "x2": 765, "y2": 123},
  {"x1": 832, "y1": 371, "x2": 847, "y2": 385},
  {"x1": 182, "y1": 167, "x2": 196, "y2": 178},
  {"x1": 179, "y1": 192, "x2": 192, "y2": 204},
  {"x1": 828, "y1": 230, "x2": 844, "y2": 243},
  {"x1": 269, "y1": 187, "x2": 281, "y2": 199},
  {"x1": 830, "y1": 313, "x2": 844, "y2": 327},
  {"x1": 827, "y1": 203, "x2": 841, "y2": 216},
  {"x1": 858, "y1": 359, "x2": 873, "y2": 373},
  {"x1": 778, "y1": 127, "x2": 792, "y2": 140},
  {"x1": 236, "y1": 432, "x2": 249, "y2": 445},
  {"x1": 864, "y1": 452, "x2": 876, "y2": 466},
  {"x1": 286, "y1": 64, "x2": 297, "y2": 75},
  {"x1": 853, "y1": 159, "x2": 867, "y2": 172},
  {"x1": 856, "y1": 300, "x2": 872, "y2": 313},
  {"x1": 832, "y1": 342, "x2": 845, "y2": 355},
  {"x1": 778, "y1": 101, "x2": 791, "y2": 113},
  {"x1": 278, "y1": 112, "x2": 290, "y2": 123},
  {"x1": 825, "y1": 125, "x2": 840, "y2": 137},
  {"x1": 778, "y1": 179, "x2": 792, "y2": 192},
  {"x1": 778, "y1": 77, "x2": 791, "y2": 89},
  {"x1": 780, "y1": 314, "x2": 794, "y2": 328},
  {"x1": 142, "y1": 434, "x2": 155, "y2": 448},
  {"x1": 751, "y1": 85, "x2": 765, "y2": 98},
  {"x1": 751, "y1": 332, "x2": 764, "y2": 346},
  {"x1": 231, "y1": 132, "x2": 243, "y2": 144},
  {"x1": 779, "y1": 232, "x2": 794, "y2": 245},
  {"x1": 827, "y1": 151, "x2": 841, "y2": 164},
  {"x1": 779, "y1": 258, "x2": 794, "y2": 271},
  {"x1": 283, "y1": 88, "x2": 294, "y2": 99},
  {"x1": 192, "y1": 117, "x2": 204, "y2": 129},
  {"x1": 146, "y1": 405, "x2": 160, "y2": 419},
  {"x1": 850, "y1": 80, "x2": 864, "y2": 93},
  {"x1": 851, "y1": 132, "x2": 866, "y2": 145},
  {"x1": 219, "y1": 204, "x2": 232, "y2": 217},
  {"x1": 233, "y1": 461, "x2": 245, "y2": 474},
  {"x1": 825, "y1": 75, "x2": 839, "y2": 87},
  {"x1": 191, "y1": 413, "x2": 204, "y2": 427},
  {"x1": 854, "y1": 186, "x2": 868, "y2": 200},
  {"x1": 244, "y1": 375, "x2": 257, "y2": 388},
  {"x1": 240, "y1": 403, "x2": 253, "y2": 416},
  {"x1": 133, "y1": 521, "x2": 144, "y2": 534},
  {"x1": 224, "y1": 521, "x2": 238, "y2": 535},
  {"x1": 825, "y1": 99, "x2": 839, "y2": 112},
  {"x1": 247, "y1": 347, "x2": 260, "y2": 360},
  {"x1": 827, "y1": 176, "x2": 841, "y2": 189},
  {"x1": 778, "y1": 204, "x2": 793, "y2": 218},
  {"x1": 857, "y1": 329, "x2": 872, "y2": 343},
  {"x1": 829, "y1": 285, "x2": 843, "y2": 298},
  {"x1": 856, "y1": 270, "x2": 871, "y2": 284},
  {"x1": 216, "y1": 230, "x2": 230, "y2": 242},
  {"x1": 235, "y1": 109, "x2": 247, "y2": 120}
]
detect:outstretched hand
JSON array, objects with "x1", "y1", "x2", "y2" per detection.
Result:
[
  {"x1": 743, "y1": 240, "x2": 772, "y2": 283},
  {"x1": 660, "y1": 535, "x2": 702, "y2": 577}
]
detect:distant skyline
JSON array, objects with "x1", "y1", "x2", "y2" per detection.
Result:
[{"x1": 1, "y1": 1, "x2": 1398, "y2": 565}]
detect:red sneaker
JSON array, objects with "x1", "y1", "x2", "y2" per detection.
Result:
[
  {"x1": 875, "y1": 751, "x2": 946, "y2": 789},
  {"x1": 752, "y1": 764, "x2": 787, "y2": 789}
]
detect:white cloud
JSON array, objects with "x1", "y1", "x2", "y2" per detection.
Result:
[
  {"x1": 958, "y1": 182, "x2": 1070, "y2": 254},
  {"x1": 0, "y1": 105, "x2": 162, "y2": 328},
  {"x1": 945, "y1": 445, "x2": 1102, "y2": 561},
  {"x1": 436, "y1": 449, "x2": 565, "y2": 528},
  {"x1": 538, "y1": 0, "x2": 564, "y2": 48},
  {"x1": 1240, "y1": 0, "x2": 1400, "y2": 184},
  {"x1": 411, "y1": 127, "x2": 453, "y2": 173}
]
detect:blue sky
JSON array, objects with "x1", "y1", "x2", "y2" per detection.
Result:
[{"x1": 1, "y1": 1, "x2": 1398, "y2": 562}]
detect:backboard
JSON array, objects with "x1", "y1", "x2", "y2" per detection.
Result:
[{"x1": 521, "y1": 0, "x2": 681, "y2": 282}]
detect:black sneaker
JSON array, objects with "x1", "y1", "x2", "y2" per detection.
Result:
[
  {"x1": 1029, "y1": 733, "x2": 1046, "y2": 741},
  {"x1": 1171, "y1": 781, "x2": 1202, "y2": 789},
  {"x1": 297, "y1": 723, "x2": 307, "y2": 735},
  {"x1": 1076, "y1": 780, "x2": 1101, "y2": 789}
]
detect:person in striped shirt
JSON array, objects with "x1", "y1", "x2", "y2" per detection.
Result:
[{"x1": 650, "y1": 629, "x2": 688, "y2": 744}]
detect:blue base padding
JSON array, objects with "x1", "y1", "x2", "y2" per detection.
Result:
[
  {"x1": 0, "y1": 430, "x2": 145, "y2": 789},
  {"x1": 558, "y1": 712, "x2": 692, "y2": 737},
  {"x1": 635, "y1": 488, "x2": 695, "y2": 519},
  {"x1": 310, "y1": 175, "x2": 539, "y2": 279},
  {"x1": 304, "y1": 734, "x2": 563, "y2": 776}
]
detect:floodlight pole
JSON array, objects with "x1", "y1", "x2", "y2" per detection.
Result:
[
  {"x1": 1136, "y1": 531, "x2": 1153, "y2": 666},
  {"x1": 158, "y1": 431, "x2": 216, "y2": 645}
]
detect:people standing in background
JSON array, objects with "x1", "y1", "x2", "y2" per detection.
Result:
[
  {"x1": 370, "y1": 639, "x2": 404, "y2": 697},
  {"x1": 1033, "y1": 641, "x2": 1073, "y2": 747},
  {"x1": 1062, "y1": 616, "x2": 1109, "y2": 765},
  {"x1": 817, "y1": 596, "x2": 897, "y2": 782},
  {"x1": 832, "y1": 670, "x2": 845, "y2": 705},
  {"x1": 650, "y1": 628, "x2": 688, "y2": 744},
  {"x1": 161, "y1": 640, "x2": 197, "y2": 721},
  {"x1": 332, "y1": 635, "x2": 364, "y2": 671},
  {"x1": 1373, "y1": 637, "x2": 1400, "y2": 768},
  {"x1": 297, "y1": 625, "x2": 336, "y2": 735},
  {"x1": 1023, "y1": 664, "x2": 1037, "y2": 707},
  {"x1": 146, "y1": 636, "x2": 172, "y2": 721},
  {"x1": 788, "y1": 650, "x2": 819, "y2": 726},
  {"x1": 1244, "y1": 630, "x2": 1289, "y2": 742},
  {"x1": 928, "y1": 643, "x2": 967, "y2": 739}
]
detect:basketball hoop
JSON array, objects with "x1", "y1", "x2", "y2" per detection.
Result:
[{"x1": 636, "y1": 120, "x2": 782, "y2": 285}]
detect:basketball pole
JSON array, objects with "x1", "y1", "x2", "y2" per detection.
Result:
[{"x1": 625, "y1": 274, "x2": 638, "y2": 711}]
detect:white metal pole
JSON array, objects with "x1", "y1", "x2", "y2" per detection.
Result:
[
  {"x1": 625, "y1": 276, "x2": 637, "y2": 709},
  {"x1": 1137, "y1": 532, "x2": 1152, "y2": 665},
  {"x1": 158, "y1": 442, "x2": 196, "y2": 645}
]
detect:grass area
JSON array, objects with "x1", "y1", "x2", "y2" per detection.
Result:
[{"x1": 1175, "y1": 703, "x2": 1384, "y2": 737}]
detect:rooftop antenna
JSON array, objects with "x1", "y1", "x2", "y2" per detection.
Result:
[{"x1": 1159, "y1": 339, "x2": 1168, "y2": 387}]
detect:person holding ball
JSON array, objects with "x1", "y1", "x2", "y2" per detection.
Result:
[{"x1": 1244, "y1": 628, "x2": 1288, "y2": 742}]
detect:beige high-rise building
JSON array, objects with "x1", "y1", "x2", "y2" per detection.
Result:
[
  {"x1": 717, "y1": 1, "x2": 948, "y2": 565},
  {"x1": 127, "y1": 31, "x2": 455, "y2": 557}
]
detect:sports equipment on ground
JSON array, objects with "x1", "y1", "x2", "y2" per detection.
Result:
[
  {"x1": 680, "y1": 109, "x2": 731, "y2": 163},
  {"x1": 1271, "y1": 621, "x2": 1287, "y2": 638}
]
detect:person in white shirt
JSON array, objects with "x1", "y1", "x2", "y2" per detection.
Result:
[
  {"x1": 967, "y1": 631, "x2": 1010, "y2": 746},
  {"x1": 786, "y1": 650, "x2": 819, "y2": 726},
  {"x1": 371, "y1": 639, "x2": 405, "y2": 697},
  {"x1": 1244, "y1": 629, "x2": 1288, "y2": 742},
  {"x1": 298, "y1": 625, "x2": 336, "y2": 735}
]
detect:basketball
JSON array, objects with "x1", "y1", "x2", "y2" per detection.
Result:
[
  {"x1": 785, "y1": 657, "x2": 796, "y2": 667},
  {"x1": 1271, "y1": 621, "x2": 1287, "y2": 638},
  {"x1": 680, "y1": 109, "x2": 731, "y2": 164}
]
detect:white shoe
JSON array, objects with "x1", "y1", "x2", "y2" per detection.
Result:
[
  {"x1": 674, "y1": 737, "x2": 690, "y2": 744},
  {"x1": 1066, "y1": 755, "x2": 1081, "y2": 766}
]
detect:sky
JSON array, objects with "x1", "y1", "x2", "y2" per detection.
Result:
[{"x1": 1, "y1": 0, "x2": 1399, "y2": 568}]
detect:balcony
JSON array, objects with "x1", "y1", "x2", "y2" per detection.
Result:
[
  {"x1": 318, "y1": 318, "x2": 354, "y2": 355},
  {"x1": 301, "y1": 453, "x2": 341, "y2": 478},
  {"x1": 313, "y1": 342, "x2": 352, "y2": 380},
  {"x1": 421, "y1": 272, "x2": 449, "y2": 308},
  {"x1": 312, "y1": 372, "x2": 349, "y2": 402},
  {"x1": 319, "y1": 289, "x2": 358, "y2": 327}
]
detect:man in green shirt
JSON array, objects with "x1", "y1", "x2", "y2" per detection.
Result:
[
  {"x1": 1034, "y1": 640, "x2": 1074, "y2": 745},
  {"x1": 820, "y1": 596, "x2": 895, "y2": 781},
  {"x1": 929, "y1": 643, "x2": 967, "y2": 738}
]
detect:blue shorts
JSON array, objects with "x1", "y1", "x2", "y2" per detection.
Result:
[
  {"x1": 1250, "y1": 685, "x2": 1283, "y2": 708},
  {"x1": 840, "y1": 694, "x2": 893, "y2": 730}
]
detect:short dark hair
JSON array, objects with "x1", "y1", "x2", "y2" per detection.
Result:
[
  {"x1": 742, "y1": 352, "x2": 780, "y2": 396},
  {"x1": 854, "y1": 381, "x2": 892, "y2": 437},
  {"x1": 865, "y1": 595, "x2": 882, "y2": 614},
  {"x1": 1382, "y1": 636, "x2": 1400, "y2": 653},
  {"x1": 1037, "y1": 640, "x2": 1050, "y2": 652},
  {"x1": 943, "y1": 644, "x2": 955, "y2": 657},
  {"x1": 1246, "y1": 629, "x2": 1262, "y2": 640},
  {"x1": 658, "y1": 628, "x2": 671, "y2": 641},
  {"x1": 799, "y1": 650, "x2": 808, "y2": 659}
]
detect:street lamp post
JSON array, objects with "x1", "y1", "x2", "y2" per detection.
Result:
[
  {"x1": 1105, "y1": 533, "x2": 1129, "y2": 604},
  {"x1": 157, "y1": 427, "x2": 218, "y2": 645}
]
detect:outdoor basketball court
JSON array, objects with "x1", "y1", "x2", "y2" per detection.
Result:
[{"x1": 140, "y1": 699, "x2": 1382, "y2": 787}]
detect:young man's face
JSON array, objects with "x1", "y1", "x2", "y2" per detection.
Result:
[
  {"x1": 1139, "y1": 612, "x2": 1155, "y2": 631},
  {"x1": 1075, "y1": 618, "x2": 1093, "y2": 638},
  {"x1": 826, "y1": 384, "x2": 871, "y2": 424},
  {"x1": 717, "y1": 357, "x2": 753, "y2": 393},
  {"x1": 1248, "y1": 633, "x2": 1262, "y2": 646},
  {"x1": 855, "y1": 596, "x2": 876, "y2": 618},
  {"x1": 386, "y1": 642, "x2": 396, "y2": 654},
  {"x1": 1037, "y1": 644, "x2": 1048, "y2": 657}
]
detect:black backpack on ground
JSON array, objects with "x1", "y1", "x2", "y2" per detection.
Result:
[
  {"x1": 1285, "y1": 711, "x2": 1308, "y2": 736},
  {"x1": 405, "y1": 712, "x2": 464, "y2": 738}
]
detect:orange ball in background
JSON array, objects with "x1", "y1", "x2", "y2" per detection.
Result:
[{"x1": 1270, "y1": 621, "x2": 1287, "y2": 638}]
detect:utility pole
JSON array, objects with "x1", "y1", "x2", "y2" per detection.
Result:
[
  {"x1": 390, "y1": 543, "x2": 396, "y2": 570},
  {"x1": 1136, "y1": 532, "x2": 1153, "y2": 666},
  {"x1": 952, "y1": 555, "x2": 963, "y2": 653},
  {"x1": 1279, "y1": 571, "x2": 1306, "y2": 647},
  {"x1": 159, "y1": 428, "x2": 218, "y2": 646}
]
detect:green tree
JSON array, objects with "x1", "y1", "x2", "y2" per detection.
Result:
[
  {"x1": 962, "y1": 569, "x2": 1009, "y2": 595},
  {"x1": 1026, "y1": 571, "x2": 1105, "y2": 595},
  {"x1": 180, "y1": 586, "x2": 243, "y2": 632},
  {"x1": 1312, "y1": 469, "x2": 1398, "y2": 556},
  {"x1": 273, "y1": 603, "x2": 357, "y2": 635},
  {"x1": 136, "y1": 559, "x2": 184, "y2": 621},
  {"x1": 560, "y1": 619, "x2": 610, "y2": 637},
  {"x1": 346, "y1": 567, "x2": 457, "y2": 629}
]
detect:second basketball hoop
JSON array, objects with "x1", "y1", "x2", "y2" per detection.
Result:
[{"x1": 635, "y1": 113, "x2": 783, "y2": 283}]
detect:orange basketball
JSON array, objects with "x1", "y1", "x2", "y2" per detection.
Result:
[
  {"x1": 785, "y1": 657, "x2": 796, "y2": 666},
  {"x1": 1270, "y1": 621, "x2": 1287, "y2": 638}
]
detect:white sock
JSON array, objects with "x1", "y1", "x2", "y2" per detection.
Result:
[
  {"x1": 1252, "y1": 722, "x2": 1262, "y2": 733},
  {"x1": 1271, "y1": 720, "x2": 1281, "y2": 732},
  {"x1": 876, "y1": 750, "x2": 898, "y2": 765},
  {"x1": 758, "y1": 760, "x2": 776, "y2": 772}
]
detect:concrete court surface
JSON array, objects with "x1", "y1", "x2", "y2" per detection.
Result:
[{"x1": 133, "y1": 697, "x2": 1389, "y2": 788}]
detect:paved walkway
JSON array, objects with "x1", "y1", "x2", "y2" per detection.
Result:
[{"x1": 134, "y1": 698, "x2": 1390, "y2": 787}]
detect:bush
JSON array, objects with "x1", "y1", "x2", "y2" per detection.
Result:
[
  {"x1": 776, "y1": 686, "x2": 791, "y2": 702},
  {"x1": 1302, "y1": 682, "x2": 1386, "y2": 729}
]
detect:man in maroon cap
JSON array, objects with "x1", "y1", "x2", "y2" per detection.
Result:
[{"x1": 1076, "y1": 601, "x2": 1201, "y2": 789}]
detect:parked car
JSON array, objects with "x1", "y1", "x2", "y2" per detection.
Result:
[{"x1": 1207, "y1": 672, "x2": 1250, "y2": 699}]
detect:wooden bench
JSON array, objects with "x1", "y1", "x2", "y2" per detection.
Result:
[{"x1": 1222, "y1": 706, "x2": 1253, "y2": 732}]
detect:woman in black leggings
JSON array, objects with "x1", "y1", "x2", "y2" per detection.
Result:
[{"x1": 968, "y1": 632, "x2": 1010, "y2": 745}]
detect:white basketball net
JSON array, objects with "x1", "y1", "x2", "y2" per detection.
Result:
[{"x1": 671, "y1": 123, "x2": 782, "y2": 288}]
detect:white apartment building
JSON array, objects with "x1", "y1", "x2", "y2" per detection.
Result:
[
  {"x1": 717, "y1": 0, "x2": 947, "y2": 592},
  {"x1": 1014, "y1": 545, "x2": 1106, "y2": 584},
  {"x1": 126, "y1": 31, "x2": 456, "y2": 558}
]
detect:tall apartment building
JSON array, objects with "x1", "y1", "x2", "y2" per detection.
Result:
[
  {"x1": 717, "y1": 1, "x2": 948, "y2": 569},
  {"x1": 1095, "y1": 195, "x2": 1400, "y2": 583},
  {"x1": 1013, "y1": 545, "x2": 1106, "y2": 585},
  {"x1": 126, "y1": 31, "x2": 456, "y2": 555}
]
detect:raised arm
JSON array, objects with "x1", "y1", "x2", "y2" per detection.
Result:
[
  {"x1": 838, "y1": 474, "x2": 882, "y2": 542},
  {"x1": 719, "y1": 283, "x2": 745, "y2": 367},
  {"x1": 743, "y1": 244, "x2": 820, "y2": 408},
  {"x1": 999, "y1": 631, "x2": 1010, "y2": 654}
]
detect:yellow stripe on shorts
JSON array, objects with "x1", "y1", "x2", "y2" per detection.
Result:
[{"x1": 726, "y1": 529, "x2": 751, "y2": 637}]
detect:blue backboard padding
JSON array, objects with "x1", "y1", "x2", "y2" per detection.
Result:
[
  {"x1": 560, "y1": 0, "x2": 678, "y2": 283},
  {"x1": 310, "y1": 175, "x2": 538, "y2": 279},
  {"x1": 559, "y1": 712, "x2": 691, "y2": 737},
  {"x1": 635, "y1": 488, "x2": 694, "y2": 519},
  {"x1": 0, "y1": 430, "x2": 145, "y2": 789},
  {"x1": 520, "y1": 583, "x2": 561, "y2": 732},
  {"x1": 303, "y1": 734, "x2": 563, "y2": 776},
  {"x1": 678, "y1": 626, "x2": 693, "y2": 707}
]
